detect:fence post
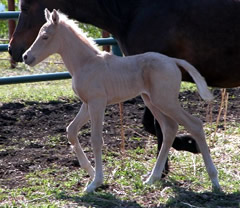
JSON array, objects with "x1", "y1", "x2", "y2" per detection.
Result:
[
  {"x1": 112, "y1": 44, "x2": 122, "y2": 57},
  {"x1": 8, "y1": 0, "x2": 16, "y2": 68},
  {"x1": 102, "y1": 30, "x2": 110, "y2": 52}
]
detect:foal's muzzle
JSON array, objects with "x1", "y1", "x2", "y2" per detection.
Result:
[{"x1": 22, "y1": 53, "x2": 36, "y2": 66}]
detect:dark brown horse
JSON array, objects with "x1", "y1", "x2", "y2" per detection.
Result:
[{"x1": 9, "y1": 0, "x2": 240, "y2": 176}]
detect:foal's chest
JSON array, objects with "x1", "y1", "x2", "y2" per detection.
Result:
[{"x1": 71, "y1": 65, "x2": 106, "y2": 103}]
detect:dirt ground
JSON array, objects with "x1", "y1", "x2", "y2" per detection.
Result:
[{"x1": 0, "y1": 88, "x2": 240, "y2": 190}]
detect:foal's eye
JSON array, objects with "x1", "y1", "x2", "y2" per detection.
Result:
[{"x1": 42, "y1": 36, "x2": 48, "y2": 40}]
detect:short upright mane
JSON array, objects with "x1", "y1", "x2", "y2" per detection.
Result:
[{"x1": 58, "y1": 11, "x2": 101, "y2": 53}]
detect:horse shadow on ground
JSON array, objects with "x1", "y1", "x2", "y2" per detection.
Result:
[
  {"x1": 163, "y1": 179, "x2": 240, "y2": 208},
  {"x1": 53, "y1": 188, "x2": 142, "y2": 208},
  {"x1": 53, "y1": 180, "x2": 240, "y2": 208}
]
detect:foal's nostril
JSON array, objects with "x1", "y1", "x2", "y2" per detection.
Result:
[{"x1": 23, "y1": 55, "x2": 27, "y2": 61}]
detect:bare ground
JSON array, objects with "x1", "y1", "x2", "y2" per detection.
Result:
[{"x1": 0, "y1": 87, "x2": 240, "y2": 207}]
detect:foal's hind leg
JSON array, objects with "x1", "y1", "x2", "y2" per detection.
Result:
[
  {"x1": 142, "y1": 107, "x2": 169, "y2": 177},
  {"x1": 154, "y1": 120, "x2": 170, "y2": 178},
  {"x1": 161, "y1": 105, "x2": 221, "y2": 191},
  {"x1": 142, "y1": 94, "x2": 178, "y2": 184},
  {"x1": 142, "y1": 106, "x2": 200, "y2": 154},
  {"x1": 67, "y1": 103, "x2": 94, "y2": 179}
]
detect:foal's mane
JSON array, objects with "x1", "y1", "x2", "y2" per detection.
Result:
[{"x1": 58, "y1": 11, "x2": 101, "y2": 53}]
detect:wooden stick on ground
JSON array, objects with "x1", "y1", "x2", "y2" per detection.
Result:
[
  {"x1": 206, "y1": 101, "x2": 213, "y2": 144},
  {"x1": 119, "y1": 102, "x2": 125, "y2": 154},
  {"x1": 212, "y1": 88, "x2": 227, "y2": 145},
  {"x1": 223, "y1": 92, "x2": 229, "y2": 139}
]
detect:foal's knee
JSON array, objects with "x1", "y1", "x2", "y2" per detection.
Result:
[
  {"x1": 66, "y1": 123, "x2": 78, "y2": 145},
  {"x1": 190, "y1": 117, "x2": 205, "y2": 137},
  {"x1": 160, "y1": 121, "x2": 178, "y2": 149},
  {"x1": 163, "y1": 121, "x2": 178, "y2": 139}
]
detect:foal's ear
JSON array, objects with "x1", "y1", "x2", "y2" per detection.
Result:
[
  {"x1": 44, "y1": 8, "x2": 51, "y2": 22},
  {"x1": 51, "y1": 9, "x2": 60, "y2": 25}
]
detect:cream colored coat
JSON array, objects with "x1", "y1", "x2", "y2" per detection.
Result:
[{"x1": 23, "y1": 9, "x2": 220, "y2": 193}]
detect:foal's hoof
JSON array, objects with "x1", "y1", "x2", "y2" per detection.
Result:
[
  {"x1": 144, "y1": 175, "x2": 161, "y2": 185},
  {"x1": 84, "y1": 180, "x2": 103, "y2": 193},
  {"x1": 212, "y1": 184, "x2": 223, "y2": 193}
]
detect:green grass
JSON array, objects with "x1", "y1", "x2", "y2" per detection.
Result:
[
  {"x1": 0, "y1": 52, "x2": 75, "y2": 102},
  {"x1": 180, "y1": 81, "x2": 197, "y2": 92},
  {"x1": 1, "y1": 143, "x2": 239, "y2": 207},
  {"x1": 0, "y1": 80, "x2": 75, "y2": 103},
  {"x1": 0, "y1": 81, "x2": 197, "y2": 103}
]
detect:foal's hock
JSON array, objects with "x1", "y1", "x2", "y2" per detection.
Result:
[{"x1": 23, "y1": 9, "x2": 221, "y2": 193}]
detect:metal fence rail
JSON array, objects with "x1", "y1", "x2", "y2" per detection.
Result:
[
  {"x1": 0, "y1": 44, "x2": 8, "y2": 52},
  {"x1": 0, "y1": 11, "x2": 20, "y2": 19},
  {"x1": 0, "y1": 72, "x2": 71, "y2": 85},
  {"x1": 0, "y1": 11, "x2": 122, "y2": 85}
]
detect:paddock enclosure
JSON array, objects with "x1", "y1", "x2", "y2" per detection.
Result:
[{"x1": 0, "y1": 5, "x2": 240, "y2": 208}]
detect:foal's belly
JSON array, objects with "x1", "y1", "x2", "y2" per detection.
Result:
[
  {"x1": 107, "y1": 87, "x2": 142, "y2": 105},
  {"x1": 107, "y1": 94, "x2": 140, "y2": 105},
  {"x1": 104, "y1": 66, "x2": 145, "y2": 105}
]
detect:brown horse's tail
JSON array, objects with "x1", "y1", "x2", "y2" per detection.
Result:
[{"x1": 174, "y1": 58, "x2": 214, "y2": 102}]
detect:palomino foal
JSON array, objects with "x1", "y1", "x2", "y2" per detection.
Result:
[{"x1": 23, "y1": 9, "x2": 221, "y2": 192}]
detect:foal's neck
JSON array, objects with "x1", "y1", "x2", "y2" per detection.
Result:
[{"x1": 58, "y1": 23, "x2": 101, "y2": 76}]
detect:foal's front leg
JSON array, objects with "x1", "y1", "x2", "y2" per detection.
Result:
[
  {"x1": 85, "y1": 99, "x2": 106, "y2": 193},
  {"x1": 67, "y1": 103, "x2": 94, "y2": 178}
]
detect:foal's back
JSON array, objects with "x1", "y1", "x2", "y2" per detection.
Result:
[{"x1": 101, "y1": 52, "x2": 181, "y2": 105}]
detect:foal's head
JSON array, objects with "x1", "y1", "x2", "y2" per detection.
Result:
[{"x1": 23, "y1": 9, "x2": 62, "y2": 66}]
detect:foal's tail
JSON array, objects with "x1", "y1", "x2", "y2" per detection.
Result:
[{"x1": 174, "y1": 58, "x2": 214, "y2": 102}]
